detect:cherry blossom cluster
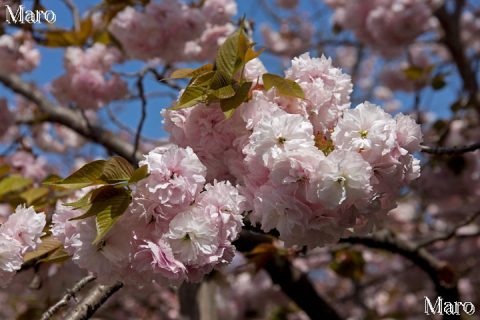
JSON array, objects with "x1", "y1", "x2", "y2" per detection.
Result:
[
  {"x1": 164, "y1": 53, "x2": 422, "y2": 248},
  {"x1": 461, "y1": 10, "x2": 480, "y2": 54},
  {"x1": 50, "y1": 43, "x2": 128, "y2": 109},
  {"x1": 0, "y1": 30, "x2": 40, "y2": 74},
  {"x1": 109, "y1": 0, "x2": 237, "y2": 62},
  {"x1": 379, "y1": 46, "x2": 432, "y2": 92},
  {"x1": 6, "y1": 150, "x2": 49, "y2": 182},
  {"x1": 51, "y1": 145, "x2": 245, "y2": 284},
  {"x1": 261, "y1": 17, "x2": 314, "y2": 57},
  {"x1": 0, "y1": 206, "x2": 46, "y2": 287},
  {"x1": 326, "y1": 0, "x2": 441, "y2": 56}
]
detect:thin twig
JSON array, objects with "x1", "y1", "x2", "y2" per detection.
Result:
[
  {"x1": 340, "y1": 230, "x2": 460, "y2": 320},
  {"x1": 421, "y1": 142, "x2": 480, "y2": 155},
  {"x1": 62, "y1": 0, "x2": 81, "y2": 31},
  {"x1": 133, "y1": 75, "x2": 147, "y2": 159},
  {"x1": 148, "y1": 67, "x2": 182, "y2": 91},
  {"x1": 40, "y1": 274, "x2": 97, "y2": 320},
  {"x1": 417, "y1": 211, "x2": 480, "y2": 248}
]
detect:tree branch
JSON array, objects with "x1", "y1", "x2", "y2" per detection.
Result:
[
  {"x1": 40, "y1": 274, "x2": 97, "y2": 320},
  {"x1": 0, "y1": 73, "x2": 143, "y2": 164},
  {"x1": 178, "y1": 282, "x2": 200, "y2": 320},
  {"x1": 63, "y1": 281, "x2": 123, "y2": 320},
  {"x1": 340, "y1": 230, "x2": 460, "y2": 320},
  {"x1": 235, "y1": 231, "x2": 343, "y2": 320},
  {"x1": 435, "y1": 3, "x2": 479, "y2": 110},
  {"x1": 420, "y1": 142, "x2": 480, "y2": 155}
]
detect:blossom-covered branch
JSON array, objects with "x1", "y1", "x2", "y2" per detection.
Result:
[{"x1": 0, "y1": 73, "x2": 143, "y2": 163}]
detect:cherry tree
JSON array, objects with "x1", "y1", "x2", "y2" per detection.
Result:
[{"x1": 0, "y1": 0, "x2": 479, "y2": 319}]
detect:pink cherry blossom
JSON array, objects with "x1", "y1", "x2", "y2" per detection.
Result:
[
  {"x1": 0, "y1": 206, "x2": 45, "y2": 287},
  {"x1": 285, "y1": 53, "x2": 353, "y2": 133},
  {"x1": 0, "y1": 31, "x2": 40, "y2": 74},
  {"x1": 243, "y1": 112, "x2": 315, "y2": 167},
  {"x1": 51, "y1": 44, "x2": 128, "y2": 110},
  {"x1": 327, "y1": 0, "x2": 437, "y2": 56},
  {"x1": 306, "y1": 150, "x2": 373, "y2": 209},
  {"x1": 0, "y1": 234, "x2": 23, "y2": 288},
  {"x1": 132, "y1": 145, "x2": 206, "y2": 226},
  {"x1": 332, "y1": 102, "x2": 397, "y2": 163},
  {"x1": 1, "y1": 205, "x2": 46, "y2": 251},
  {"x1": 7, "y1": 151, "x2": 48, "y2": 181},
  {"x1": 395, "y1": 113, "x2": 423, "y2": 154}
]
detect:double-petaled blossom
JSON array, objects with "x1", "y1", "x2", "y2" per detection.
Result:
[
  {"x1": 109, "y1": 0, "x2": 236, "y2": 62},
  {"x1": 51, "y1": 44, "x2": 128, "y2": 110},
  {"x1": 332, "y1": 102, "x2": 397, "y2": 163},
  {"x1": 164, "y1": 52, "x2": 423, "y2": 248},
  {"x1": 6, "y1": 151, "x2": 48, "y2": 182},
  {"x1": 52, "y1": 146, "x2": 245, "y2": 284},
  {"x1": 130, "y1": 179, "x2": 245, "y2": 283},
  {"x1": 326, "y1": 0, "x2": 439, "y2": 56},
  {"x1": 284, "y1": 53, "x2": 353, "y2": 133},
  {"x1": 0, "y1": 31, "x2": 40, "y2": 74},
  {"x1": 307, "y1": 150, "x2": 373, "y2": 209},
  {"x1": 0, "y1": 206, "x2": 46, "y2": 287}
]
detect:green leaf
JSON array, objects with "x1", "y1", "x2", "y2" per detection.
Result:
[
  {"x1": 170, "y1": 64, "x2": 214, "y2": 79},
  {"x1": 50, "y1": 160, "x2": 107, "y2": 189},
  {"x1": 39, "y1": 247, "x2": 71, "y2": 264},
  {"x1": 262, "y1": 73, "x2": 304, "y2": 99},
  {"x1": 431, "y1": 74, "x2": 446, "y2": 90},
  {"x1": 101, "y1": 156, "x2": 134, "y2": 182},
  {"x1": 220, "y1": 81, "x2": 252, "y2": 118},
  {"x1": 90, "y1": 186, "x2": 132, "y2": 244},
  {"x1": 129, "y1": 165, "x2": 149, "y2": 184},
  {"x1": 67, "y1": 186, "x2": 116, "y2": 220},
  {"x1": 173, "y1": 86, "x2": 207, "y2": 110},
  {"x1": 65, "y1": 189, "x2": 95, "y2": 211},
  {"x1": 189, "y1": 71, "x2": 216, "y2": 87},
  {"x1": 216, "y1": 30, "x2": 241, "y2": 76},
  {"x1": 42, "y1": 174, "x2": 62, "y2": 185},
  {"x1": 0, "y1": 175, "x2": 33, "y2": 198},
  {"x1": 42, "y1": 17, "x2": 93, "y2": 47},
  {"x1": 0, "y1": 164, "x2": 9, "y2": 178},
  {"x1": 210, "y1": 85, "x2": 236, "y2": 99},
  {"x1": 215, "y1": 28, "x2": 251, "y2": 77},
  {"x1": 330, "y1": 249, "x2": 365, "y2": 281},
  {"x1": 23, "y1": 236, "x2": 63, "y2": 264},
  {"x1": 245, "y1": 47, "x2": 265, "y2": 63},
  {"x1": 403, "y1": 65, "x2": 433, "y2": 81},
  {"x1": 171, "y1": 68, "x2": 195, "y2": 79},
  {"x1": 20, "y1": 187, "x2": 49, "y2": 206},
  {"x1": 209, "y1": 70, "x2": 231, "y2": 90}
]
